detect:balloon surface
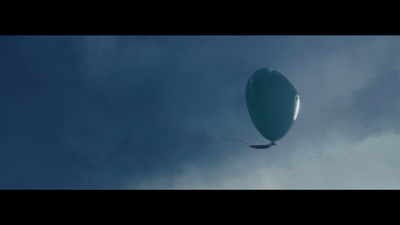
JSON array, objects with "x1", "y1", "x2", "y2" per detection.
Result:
[{"x1": 246, "y1": 68, "x2": 299, "y2": 141}]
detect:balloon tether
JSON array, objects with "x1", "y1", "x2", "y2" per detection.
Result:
[{"x1": 153, "y1": 107, "x2": 276, "y2": 149}]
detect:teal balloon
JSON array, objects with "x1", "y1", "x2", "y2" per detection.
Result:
[{"x1": 246, "y1": 68, "x2": 300, "y2": 141}]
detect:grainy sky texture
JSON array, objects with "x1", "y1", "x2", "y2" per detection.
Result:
[{"x1": 1, "y1": 36, "x2": 400, "y2": 189}]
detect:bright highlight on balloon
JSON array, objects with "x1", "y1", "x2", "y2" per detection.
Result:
[{"x1": 294, "y1": 95, "x2": 300, "y2": 121}]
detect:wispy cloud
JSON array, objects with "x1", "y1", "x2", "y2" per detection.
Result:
[{"x1": 125, "y1": 131, "x2": 400, "y2": 189}]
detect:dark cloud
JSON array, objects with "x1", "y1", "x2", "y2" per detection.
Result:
[
  {"x1": 344, "y1": 67, "x2": 400, "y2": 138},
  {"x1": 1, "y1": 36, "x2": 400, "y2": 189}
]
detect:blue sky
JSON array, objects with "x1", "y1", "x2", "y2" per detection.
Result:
[{"x1": 1, "y1": 36, "x2": 400, "y2": 189}]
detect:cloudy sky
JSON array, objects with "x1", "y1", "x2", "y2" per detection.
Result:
[{"x1": 1, "y1": 35, "x2": 400, "y2": 189}]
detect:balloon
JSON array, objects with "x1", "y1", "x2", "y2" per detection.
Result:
[{"x1": 246, "y1": 68, "x2": 299, "y2": 142}]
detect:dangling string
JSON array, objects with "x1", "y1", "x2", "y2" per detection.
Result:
[{"x1": 153, "y1": 106, "x2": 276, "y2": 149}]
